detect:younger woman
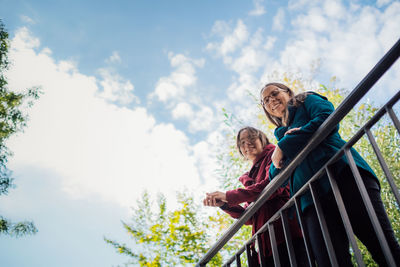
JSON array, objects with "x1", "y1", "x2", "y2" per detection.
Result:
[{"x1": 204, "y1": 126, "x2": 305, "y2": 265}]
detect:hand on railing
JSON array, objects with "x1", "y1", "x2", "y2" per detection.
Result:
[
  {"x1": 271, "y1": 146, "x2": 284, "y2": 169},
  {"x1": 284, "y1": 127, "x2": 301, "y2": 135},
  {"x1": 203, "y1": 192, "x2": 227, "y2": 207}
]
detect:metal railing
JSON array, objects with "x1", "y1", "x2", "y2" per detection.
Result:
[{"x1": 196, "y1": 37, "x2": 400, "y2": 266}]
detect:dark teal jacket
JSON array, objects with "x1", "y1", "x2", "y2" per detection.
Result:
[{"x1": 269, "y1": 93, "x2": 378, "y2": 211}]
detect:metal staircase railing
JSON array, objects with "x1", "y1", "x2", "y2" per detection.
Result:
[{"x1": 196, "y1": 37, "x2": 400, "y2": 266}]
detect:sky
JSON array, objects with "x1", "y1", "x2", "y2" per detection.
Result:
[{"x1": 0, "y1": 0, "x2": 400, "y2": 266}]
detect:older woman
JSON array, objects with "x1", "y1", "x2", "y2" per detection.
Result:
[
  {"x1": 204, "y1": 126, "x2": 305, "y2": 266},
  {"x1": 260, "y1": 82, "x2": 400, "y2": 266}
]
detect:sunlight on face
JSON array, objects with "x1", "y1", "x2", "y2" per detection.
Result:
[
  {"x1": 238, "y1": 130, "x2": 264, "y2": 162},
  {"x1": 261, "y1": 85, "x2": 291, "y2": 118}
]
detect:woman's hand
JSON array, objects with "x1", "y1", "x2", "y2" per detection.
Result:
[
  {"x1": 272, "y1": 146, "x2": 284, "y2": 169},
  {"x1": 203, "y1": 191, "x2": 227, "y2": 207},
  {"x1": 284, "y1": 127, "x2": 301, "y2": 135}
]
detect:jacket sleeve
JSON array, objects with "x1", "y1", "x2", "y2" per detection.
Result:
[
  {"x1": 268, "y1": 163, "x2": 289, "y2": 186},
  {"x1": 277, "y1": 94, "x2": 335, "y2": 159},
  {"x1": 220, "y1": 203, "x2": 253, "y2": 225},
  {"x1": 225, "y1": 164, "x2": 288, "y2": 205}
]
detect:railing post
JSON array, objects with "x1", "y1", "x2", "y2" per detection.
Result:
[
  {"x1": 255, "y1": 233, "x2": 266, "y2": 267},
  {"x1": 309, "y1": 182, "x2": 339, "y2": 266},
  {"x1": 246, "y1": 243, "x2": 254, "y2": 267},
  {"x1": 235, "y1": 253, "x2": 241, "y2": 267},
  {"x1": 325, "y1": 166, "x2": 365, "y2": 266},
  {"x1": 344, "y1": 149, "x2": 396, "y2": 266},
  {"x1": 365, "y1": 128, "x2": 400, "y2": 207},
  {"x1": 294, "y1": 197, "x2": 315, "y2": 267},
  {"x1": 268, "y1": 222, "x2": 280, "y2": 267},
  {"x1": 386, "y1": 106, "x2": 400, "y2": 135},
  {"x1": 281, "y1": 209, "x2": 297, "y2": 267}
]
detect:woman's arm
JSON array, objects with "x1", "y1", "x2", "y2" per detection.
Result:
[
  {"x1": 204, "y1": 192, "x2": 252, "y2": 225},
  {"x1": 225, "y1": 165, "x2": 289, "y2": 205},
  {"x1": 278, "y1": 94, "x2": 335, "y2": 159},
  {"x1": 219, "y1": 203, "x2": 253, "y2": 225}
]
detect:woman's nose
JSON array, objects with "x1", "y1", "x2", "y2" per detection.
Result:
[
  {"x1": 269, "y1": 97, "x2": 278, "y2": 104},
  {"x1": 244, "y1": 141, "x2": 252, "y2": 148}
]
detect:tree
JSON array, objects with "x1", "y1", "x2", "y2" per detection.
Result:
[
  {"x1": 0, "y1": 20, "x2": 39, "y2": 237},
  {"x1": 105, "y1": 191, "x2": 224, "y2": 266}
]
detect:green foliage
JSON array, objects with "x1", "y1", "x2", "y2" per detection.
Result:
[
  {"x1": 105, "y1": 191, "x2": 224, "y2": 266},
  {"x1": 0, "y1": 20, "x2": 39, "y2": 237},
  {"x1": 0, "y1": 216, "x2": 37, "y2": 237}
]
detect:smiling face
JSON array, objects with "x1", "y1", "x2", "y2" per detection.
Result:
[
  {"x1": 261, "y1": 85, "x2": 291, "y2": 118},
  {"x1": 238, "y1": 129, "x2": 264, "y2": 162}
]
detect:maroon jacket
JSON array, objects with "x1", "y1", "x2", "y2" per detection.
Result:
[{"x1": 220, "y1": 144, "x2": 303, "y2": 257}]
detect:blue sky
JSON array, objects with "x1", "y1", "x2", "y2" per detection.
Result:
[{"x1": 0, "y1": 0, "x2": 400, "y2": 266}]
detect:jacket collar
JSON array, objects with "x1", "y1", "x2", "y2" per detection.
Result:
[{"x1": 253, "y1": 143, "x2": 275, "y2": 165}]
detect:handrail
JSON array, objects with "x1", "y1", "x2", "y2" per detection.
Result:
[{"x1": 196, "y1": 37, "x2": 400, "y2": 266}]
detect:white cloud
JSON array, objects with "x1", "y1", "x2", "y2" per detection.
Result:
[
  {"x1": 274, "y1": 0, "x2": 400, "y2": 99},
  {"x1": 188, "y1": 106, "x2": 214, "y2": 132},
  {"x1": 6, "y1": 28, "x2": 207, "y2": 208},
  {"x1": 288, "y1": 0, "x2": 315, "y2": 10},
  {"x1": 210, "y1": 20, "x2": 231, "y2": 36},
  {"x1": 292, "y1": 7, "x2": 329, "y2": 32},
  {"x1": 207, "y1": 20, "x2": 249, "y2": 58},
  {"x1": 203, "y1": 0, "x2": 400, "y2": 139},
  {"x1": 264, "y1": 36, "x2": 276, "y2": 50},
  {"x1": 377, "y1": 0, "x2": 392, "y2": 8},
  {"x1": 225, "y1": 73, "x2": 258, "y2": 102},
  {"x1": 20, "y1": 15, "x2": 35, "y2": 24},
  {"x1": 191, "y1": 131, "x2": 223, "y2": 189},
  {"x1": 249, "y1": 0, "x2": 266, "y2": 16},
  {"x1": 323, "y1": 0, "x2": 346, "y2": 18},
  {"x1": 172, "y1": 102, "x2": 194, "y2": 119},
  {"x1": 11, "y1": 27, "x2": 40, "y2": 51},
  {"x1": 149, "y1": 52, "x2": 216, "y2": 133},
  {"x1": 97, "y1": 68, "x2": 139, "y2": 106},
  {"x1": 207, "y1": 21, "x2": 271, "y2": 102},
  {"x1": 272, "y1": 8, "x2": 285, "y2": 31},
  {"x1": 106, "y1": 51, "x2": 121, "y2": 64},
  {"x1": 151, "y1": 53, "x2": 204, "y2": 102}
]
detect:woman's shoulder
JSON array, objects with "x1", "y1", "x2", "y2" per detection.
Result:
[
  {"x1": 274, "y1": 126, "x2": 288, "y2": 140},
  {"x1": 304, "y1": 92, "x2": 328, "y2": 103}
]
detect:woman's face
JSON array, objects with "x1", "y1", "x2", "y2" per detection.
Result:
[
  {"x1": 239, "y1": 130, "x2": 264, "y2": 162},
  {"x1": 261, "y1": 85, "x2": 291, "y2": 118}
]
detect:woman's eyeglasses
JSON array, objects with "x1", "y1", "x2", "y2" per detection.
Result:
[
  {"x1": 239, "y1": 136, "x2": 258, "y2": 147},
  {"x1": 261, "y1": 90, "x2": 281, "y2": 106}
]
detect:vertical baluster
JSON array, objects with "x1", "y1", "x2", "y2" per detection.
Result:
[
  {"x1": 235, "y1": 253, "x2": 241, "y2": 267},
  {"x1": 269, "y1": 222, "x2": 281, "y2": 267},
  {"x1": 309, "y1": 182, "x2": 339, "y2": 266},
  {"x1": 294, "y1": 197, "x2": 315, "y2": 267},
  {"x1": 246, "y1": 243, "x2": 253, "y2": 267},
  {"x1": 325, "y1": 166, "x2": 365, "y2": 266},
  {"x1": 344, "y1": 148, "x2": 396, "y2": 266},
  {"x1": 281, "y1": 209, "x2": 297, "y2": 267},
  {"x1": 365, "y1": 128, "x2": 400, "y2": 207},
  {"x1": 256, "y1": 233, "x2": 266, "y2": 267},
  {"x1": 386, "y1": 106, "x2": 400, "y2": 136}
]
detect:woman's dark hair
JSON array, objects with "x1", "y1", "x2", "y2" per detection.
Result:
[
  {"x1": 260, "y1": 82, "x2": 309, "y2": 127},
  {"x1": 236, "y1": 126, "x2": 270, "y2": 157}
]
